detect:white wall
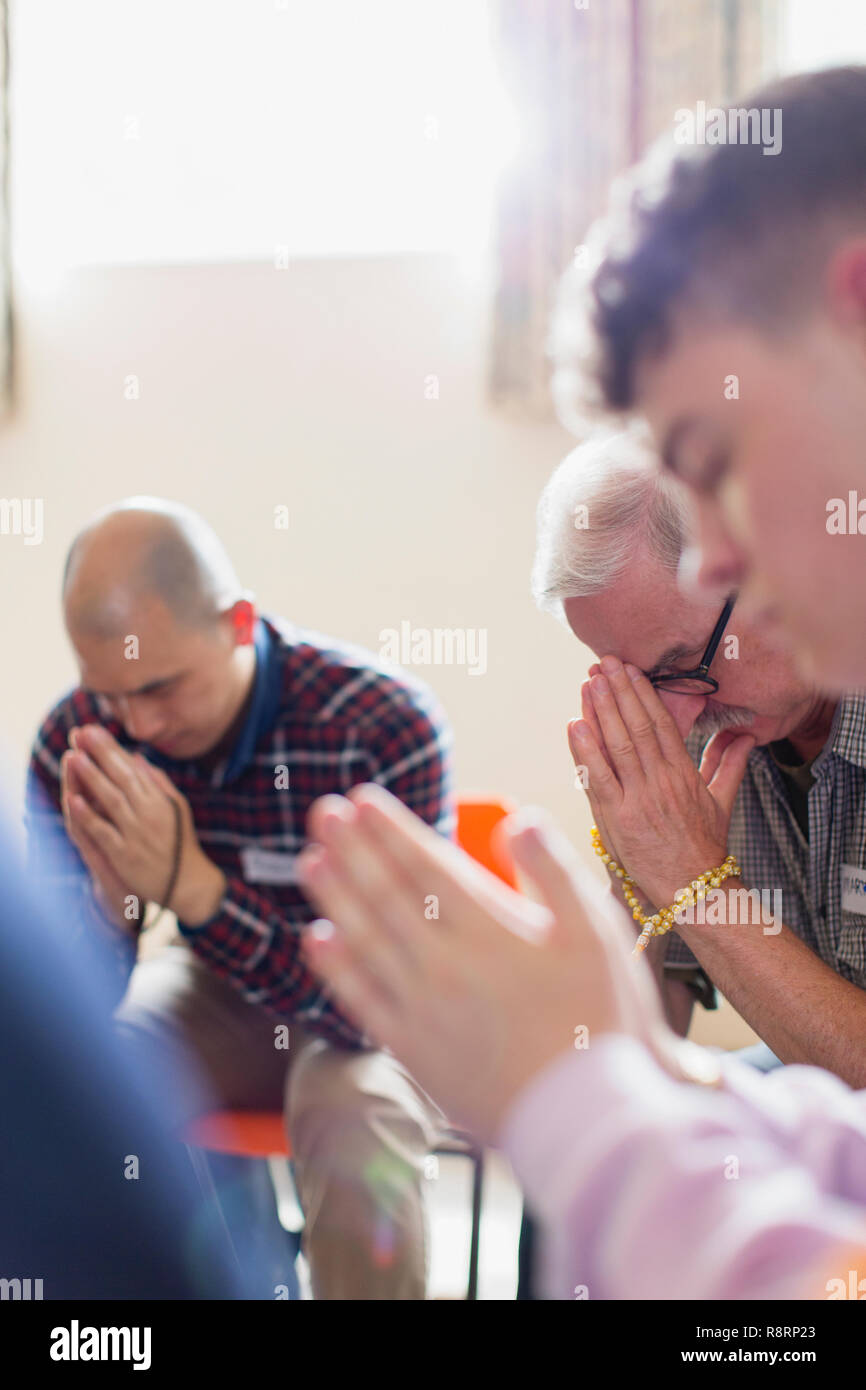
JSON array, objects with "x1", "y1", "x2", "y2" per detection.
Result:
[{"x1": 0, "y1": 252, "x2": 586, "y2": 829}]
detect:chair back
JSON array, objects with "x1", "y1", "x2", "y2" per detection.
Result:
[{"x1": 455, "y1": 795, "x2": 518, "y2": 889}]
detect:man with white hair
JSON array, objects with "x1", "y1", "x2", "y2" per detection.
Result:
[
  {"x1": 290, "y1": 62, "x2": 866, "y2": 1306},
  {"x1": 531, "y1": 427, "x2": 866, "y2": 1085}
]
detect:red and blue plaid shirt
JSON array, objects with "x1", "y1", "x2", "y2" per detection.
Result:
[{"x1": 26, "y1": 615, "x2": 455, "y2": 1049}]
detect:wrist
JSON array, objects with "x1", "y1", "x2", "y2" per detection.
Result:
[
  {"x1": 91, "y1": 879, "x2": 121, "y2": 922},
  {"x1": 609, "y1": 874, "x2": 655, "y2": 925},
  {"x1": 594, "y1": 829, "x2": 725, "y2": 920},
  {"x1": 642, "y1": 850, "x2": 733, "y2": 920},
  {"x1": 670, "y1": 876, "x2": 751, "y2": 937},
  {"x1": 90, "y1": 880, "x2": 141, "y2": 941},
  {"x1": 172, "y1": 853, "x2": 226, "y2": 926}
]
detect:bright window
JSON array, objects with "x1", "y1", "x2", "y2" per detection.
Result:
[
  {"x1": 11, "y1": 0, "x2": 519, "y2": 270},
  {"x1": 780, "y1": 0, "x2": 866, "y2": 72}
]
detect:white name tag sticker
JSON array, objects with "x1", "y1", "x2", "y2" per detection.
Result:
[
  {"x1": 239, "y1": 846, "x2": 300, "y2": 885},
  {"x1": 841, "y1": 864, "x2": 866, "y2": 915}
]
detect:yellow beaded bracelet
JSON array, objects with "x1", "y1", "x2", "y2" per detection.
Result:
[{"x1": 590, "y1": 825, "x2": 741, "y2": 956}]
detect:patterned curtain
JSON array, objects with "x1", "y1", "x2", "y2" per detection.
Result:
[{"x1": 488, "y1": 0, "x2": 780, "y2": 419}]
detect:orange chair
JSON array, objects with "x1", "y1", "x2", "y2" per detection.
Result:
[
  {"x1": 456, "y1": 796, "x2": 518, "y2": 889},
  {"x1": 184, "y1": 794, "x2": 518, "y2": 1300}
]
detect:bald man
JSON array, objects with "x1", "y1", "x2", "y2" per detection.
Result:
[{"x1": 25, "y1": 496, "x2": 455, "y2": 1300}]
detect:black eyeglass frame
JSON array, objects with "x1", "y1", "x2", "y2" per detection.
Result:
[{"x1": 648, "y1": 594, "x2": 736, "y2": 694}]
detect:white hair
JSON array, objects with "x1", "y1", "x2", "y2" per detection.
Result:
[{"x1": 531, "y1": 427, "x2": 690, "y2": 624}]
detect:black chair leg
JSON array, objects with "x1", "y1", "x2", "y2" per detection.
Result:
[
  {"x1": 466, "y1": 1149, "x2": 484, "y2": 1300},
  {"x1": 516, "y1": 1206, "x2": 536, "y2": 1300}
]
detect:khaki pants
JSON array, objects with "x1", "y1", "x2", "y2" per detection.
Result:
[{"x1": 114, "y1": 942, "x2": 447, "y2": 1299}]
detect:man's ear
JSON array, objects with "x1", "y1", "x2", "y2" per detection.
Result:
[
  {"x1": 825, "y1": 238, "x2": 866, "y2": 335},
  {"x1": 227, "y1": 596, "x2": 257, "y2": 645}
]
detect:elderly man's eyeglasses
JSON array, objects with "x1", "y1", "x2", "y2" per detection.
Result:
[{"x1": 647, "y1": 595, "x2": 736, "y2": 695}]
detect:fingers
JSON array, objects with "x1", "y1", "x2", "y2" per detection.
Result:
[
  {"x1": 578, "y1": 677, "x2": 612, "y2": 771},
  {"x1": 598, "y1": 657, "x2": 669, "y2": 771},
  {"x1": 704, "y1": 731, "x2": 756, "y2": 817},
  {"x1": 585, "y1": 667, "x2": 651, "y2": 788},
  {"x1": 309, "y1": 784, "x2": 549, "y2": 948},
  {"x1": 70, "y1": 725, "x2": 144, "y2": 813},
  {"x1": 698, "y1": 727, "x2": 738, "y2": 785},
  {"x1": 571, "y1": 684, "x2": 613, "y2": 827},
  {"x1": 342, "y1": 784, "x2": 523, "y2": 928},
  {"x1": 67, "y1": 792, "x2": 125, "y2": 862},
  {"x1": 618, "y1": 663, "x2": 691, "y2": 764},
  {"x1": 506, "y1": 810, "x2": 623, "y2": 953},
  {"x1": 308, "y1": 799, "x2": 416, "y2": 923},
  {"x1": 298, "y1": 803, "x2": 431, "y2": 982},
  {"x1": 64, "y1": 801, "x2": 98, "y2": 865},
  {"x1": 65, "y1": 750, "x2": 132, "y2": 828},
  {"x1": 567, "y1": 719, "x2": 623, "y2": 811},
  {"x1": 61, "y1": 755, "x2": 105, "y2": 871},
  {"x1": 68, "y1": 820, "x2": 121, "y2": 905},
  {"x1": 133, "y1": 754, "x2": 187, "y2": 820},
  {"x1": 301, "y1": 921, "x2": 396, "y2": 1044},
  {"x1": 61, "y1": 755, "x2": 103, "y2": 857},
  {"x1": 134, "y1": 754, "x2": 174, "y2": 791},
  {"x1": 60, "y1": 752, "x2": 77, "y2": 834},
  {"x1": 506, "y1": 812, "x2": 583, "y2": 917}
]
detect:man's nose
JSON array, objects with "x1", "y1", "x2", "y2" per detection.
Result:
[
  {"x1": 655, "y1": 688, "x2": 708, "y2": 742},
  {"x1": 678, "y1": 493, "x2": 747, "y2": 603},
  {"x1": 117, "y1": 697, "x2": 165, "y2": 744}
]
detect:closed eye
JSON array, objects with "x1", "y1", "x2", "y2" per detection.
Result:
[
  {"x1": 646, "y1": 649, "x2": 705, "y2": 682},
  {"x1": 692, "y1": 449, "x2": 730, "y2": 495},
  {"x1": 649, "y1": 665, "x2": 690, "y2": 680}
]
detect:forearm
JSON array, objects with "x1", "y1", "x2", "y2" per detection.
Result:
[
  {"x1": 677, "y1": 884, "x2": 866, "y2": 1086},
  {"x1": 500, "y1": 1035, "x2": 866, "y2": 1300}
]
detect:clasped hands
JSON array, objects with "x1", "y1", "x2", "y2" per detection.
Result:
[
  {"x1": 569, "y1": 655, "x2": 756, "y2": 913},
  {"x1": 294, "y1": 654, "x2": 753, "y2": 1138},
  {"x1": 297, "y1": 783, "x2": 718, "y2": 1142},
  {"x1": 61, "y1": 725, "x2": 225, "y2": 932}
]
